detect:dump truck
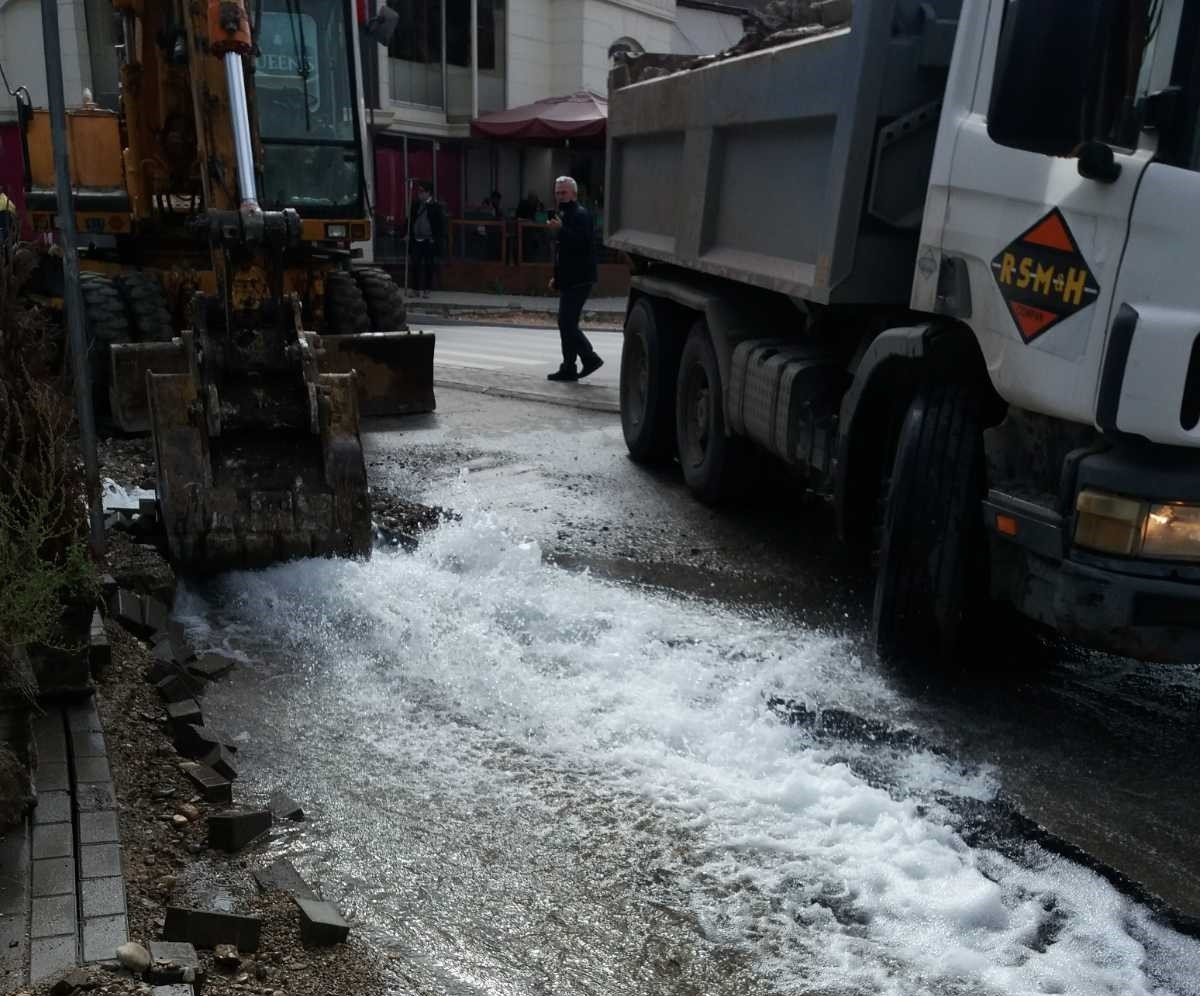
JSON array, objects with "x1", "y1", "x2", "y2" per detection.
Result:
[
  {"x1": 607, "y1": 0, "x2": 1200, "y2": 666},
  {"x1": 16, "y1": 0, "x2": 432, "y2": 435},
  {"x1": 13, "y1": 0, "x2": 433, "y2": 572}
]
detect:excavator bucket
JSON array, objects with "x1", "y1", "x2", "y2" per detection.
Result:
[
  {"x1": 146, "y1": 332, "x2": 371, "y2": 574},
  {"x1": 109, "y1": 341, "x2": 188, "y2": 433},
  {"x1": 319, "y1": 330, "x2": 437, "y2": 416}
]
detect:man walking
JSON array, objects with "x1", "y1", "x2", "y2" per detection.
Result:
[
  {"x1": 408, "y1": 182, "x2": 444, "y2": 298},
  {"x1": 547, "y1": 176, "x2": 603, "y2": 382}
]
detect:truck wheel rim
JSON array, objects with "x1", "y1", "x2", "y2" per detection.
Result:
[{"x1": 683, "y1": 363, "x2": 710, "y2": 468}]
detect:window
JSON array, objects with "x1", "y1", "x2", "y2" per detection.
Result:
[
  {"x1": 388, "y1": 0, "x2": 442, "y2": 65},
  {"x1": 446, "y1": 0, "x2": 499, "y2": 71}
]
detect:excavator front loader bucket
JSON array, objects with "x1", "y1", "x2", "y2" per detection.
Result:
[
  {"x1": 146, "y1": 341, "x2": 371, "y2": 574},
  {"x1": 319, "y1": 330, "x2": 436, "y2": 416},
  {"x1": 109, "y1": 341, "x2": 188, "y2": 433}
]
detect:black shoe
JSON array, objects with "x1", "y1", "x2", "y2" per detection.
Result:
[
  {"x1": 578, "y1": 354, "x2": 604, "y2": 379},
  {"x1": 547, "y1": 366, "x2": 579, "y2": 382}
]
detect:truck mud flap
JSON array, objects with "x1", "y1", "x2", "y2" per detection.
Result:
[
  {"x1": 319, "y1": 331, "x2": 436, "y2": 416},
  {"x1": 110, "y1": 340, "x2": 188, "y2": 433}
]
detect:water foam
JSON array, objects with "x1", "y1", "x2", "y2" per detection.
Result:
[{"x1": 183, "y1": 509, "x2": 1200, "y2": 996}]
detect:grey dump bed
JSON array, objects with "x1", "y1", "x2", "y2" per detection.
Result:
[{"x1": 605, "y1": 0, "x2": 961, "y2": 305}]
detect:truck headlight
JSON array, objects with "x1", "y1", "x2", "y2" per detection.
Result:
[
  {"x1": 325, "y1": 223, "x2": 348, "y2": 239},
  {"x1": 1074, "y1": 489, "x2": 1200, "y2": 562},
  {"x1": 1141, "y1": 503, "x2": 1200, "y2": 561}
]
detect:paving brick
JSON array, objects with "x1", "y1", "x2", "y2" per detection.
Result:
[
  {"x1": 32, "y1": 857, "x2": 75, "y2": 897},
  {"x1": 79, "y1": 811, "x2": 120, "y2": 845},
  {"x1": 178, "y1": 724, "x2": 237, "y2": 758},
  {"x1": 165, "y1": 699, "x2": 203, "y2": 729},
  {"x1": 33, "y1": 791, "x2": 71, "y2": 825},
  {"x1": 151, "y1": 987, "x2": 196, "y2": 996},
  {"x1": 37, "y1": 762, "x2": 70, "y2": 792},
  {"x1": 75, "y1": 781, "x2": 117, "y2": 813},
  {"x1": 203, "y1": 744, "x2": 238, "y2": 781},
  {"x1": 99, "y1": 574, "x2": 118, "y2": 601},
  {"x1": 74, "y1": 757, "x2": 112, "y2": 784},
  {"x1": 179, "y1": 763, "x2": 233, "y2": 805},
  {"x1": 158, "y1": 673, "x2": 203, "y2": 705},
  {"x1": 188, "y1": 652, "x2": 236, "y2": 681},
  {"x1": 71, "y1": 731, "x2": 107, "y2": 758},
  {"x1": 81, "y1": 912, "x2": 128, "y2": 963},
  {"x1": 142, "y1": 596, "x2": 170, "y2": 636},
  {"x1": 31, "y1": 894, "x2": 77, "y2": 939},
  {"x1": 207, "y1": 810, "x2": 272, "y2": 853},
  {"x1": 147, "y1": 940, "x2": 200, "y2": 984},
  {"x1": 89, "y1": 610, "x2": 112, "y2": 676},
  {"x1": 163, "y1": 907, "x2": 261, "y2": 952},
  {"x1": 65, "y1": 701, "x2": 102, "y2": 733},
  {"x1": 0, "y1": 824, "x2": 31, "y2": 982},
  {"x1": 31, "y1": 934, "x2": 77, "y2": 982},
  {"x1": 32, "y1": 822, "x2": 73, "y2": 860},
  {"x1": 270, "y1": 793, "x2": 305, "y2": 822},
  {"x1": 81, "y1": 876, "x2": 126, "y2": 918},
  {"x1": 80, "y1": 843, "x2": 121, "y2": 880},
  {"x1": 294, "y1": 898, "x2": 350, "y2": 946},
  {"x1": 34, "y1": 716, "x2": 68, "y2": 761},
  {"x1": 114, "y1": 589, "x2": 146, "y2": 634},
  {"x1": 32, "y1": 710, "x2": 64, "y2": 743},
  {"x1": 251, "y1": 858, "x2": 316, "y2": 900}
]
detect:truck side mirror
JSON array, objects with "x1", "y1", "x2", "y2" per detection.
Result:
[
  {"x1": 987, "y1": 0, "x2": 1118, "y2": 157},
  {"x1": 365, "y1": 6, "x2": 399, "y2": 47}
]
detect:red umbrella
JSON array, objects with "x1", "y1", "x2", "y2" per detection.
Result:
[{"x1": 470, "y1": 90, "x2": 607, "y2": 141}]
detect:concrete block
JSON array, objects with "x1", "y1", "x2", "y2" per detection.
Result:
[
  {"x1": 72, "y1": 730, "x2": 107, "y2": 757},
  {"x1": 165, "y1": 698, "x2": 203, "y2": 729},
  {"x1": 151, "y1": 639, "x2": 177, "y2": 664},
  {"x1": 89, "y1": 610, "x2": 111, "y2": 676},
  {"x1": 139, "y1": 496, "x2": 159, "y2": 518},
  {"x1": 75, "y1": 781, "x2": 117, "y2": 812},
  {"x1": 33, "y1": 790, "x2": 71, "y2": 824},
  {"x1": 179, "y1": 762, "x2": 233, "y2": 804},
  {"x1": 65, "y1": 701, "x2": 102, "y2": 732},
  {"x1": 80, "y1": 843, "x2": 121, "y2": 879},
  {"x1": 30, "y1": 934, "x2": 77, "y2": 983},
  {"x1": 203, "y1": 744, "x2": 238, "y2": 781},
  {"x1": 81, "y1": 912, "x2": 127, "y2": 962},
  {"x1": 270, "y1": 793, "x2": 304, "y2": 822},
  {"x1": 147, "y1": 940, "x2": 201, "y2": 984},
  {"x1": 162, "y1": 907, "x2": 261, "y2": 952},
  {"x1": 151, "y1": 987, "x2": 196, "y2": 996},
  {"x1": 79, "y1": 810, "x2": 120, "y2": 845},
  {"x1": 32, "y1": 857, "x2": 75, "y2": 897},
  {"x1": 99, "y1": 574, "x2": 118, "y2": 602},
  {"x1": 207, "y1": 810, "x2": 272, "y2": 853},
  {"x1": 31, "y1": 894, "x2": 77, "y2": 939},
  {"x1": 178, "y1": 723, "x2": 236, "y2": 758},
  {"x1": 33, "y1": 821, "x2": 73, "y2": 859},
  {"x1": 50, "y1": 968, "x2": 93, "y2": 995},
  {"x1": 157, "y1": 672, "x2": 203, "y2": 705},
  {"x1": 251, "y1": 858, "x2": 316, "y2": 900},
  {"x1": 114, "y1": 589, "x2": 146, "y2": 633},
  {"x1": 81, "y1": 875, "x2": 126, "y2": 918},
  {"x1": 294, "y1": 897, "x2": 350, "y2": 946},
  {"x1": 187, "y1": 652, "x2": 235, "y2": 681},
  {"x1": 74, "y1": 757, "x2": 112, "y2": 784},
  {"x1": 142, "y1": 596, "x2": 169, "y2": 636}
]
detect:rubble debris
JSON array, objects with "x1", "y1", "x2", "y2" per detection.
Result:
[
  {"x1": 116, "y1": 940, "x2": 151, "y2": 972},
  {"x1": 146, "y1": 940, "x2": 201, "y2": 984}
]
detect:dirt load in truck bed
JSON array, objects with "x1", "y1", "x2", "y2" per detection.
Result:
[{"x1": 611, "y1": 0, "x2": 852, "y2": 87}]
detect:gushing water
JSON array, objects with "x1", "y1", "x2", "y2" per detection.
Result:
[{"x1": 181, "y1": 510, "x2": 1200, "y2": 996}]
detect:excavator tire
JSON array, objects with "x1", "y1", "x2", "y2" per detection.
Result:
[
  {"x1": 79, "y1": 272, "x2": 132, "y2": 405},
  {"x1": 324, "y1": 271, "x2": 370, "y2": 334},
  {"x1": 354, "y1": 266, "x2": 408, "y2": 332},
  {"x1": 118, "y1": 271, "x2": 174, "y2": 341}
]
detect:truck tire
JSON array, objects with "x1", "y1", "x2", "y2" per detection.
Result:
[
  {"x1": 620, "y1": 297, "x2": 679, "y2": 463},
  {"x1": 871, "y1": 379, "x2": 987, "y2": 669},
  {"x1": 675, "y1": 321, "x2": 749, "y2": 504},
  {"x1": 354, "y1": 267, "x2": 408, "y2": 332},
  {"x1": 324, "y1": 271, "x2": 369, "y2": 334},
  {"x1": 118, "y1": 271, "x2": 174, "y2": 341},
  {"x1": 79, "y1": 272, "x2": 133, "y2": 403}
]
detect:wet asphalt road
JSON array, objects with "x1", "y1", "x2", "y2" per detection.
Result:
[
  {"x1": 360, "y1": 382, "x2": 1200, "y2": 931},
  {"x1": 177, "y1": 356, "x2": 1200, "y2": 994}
]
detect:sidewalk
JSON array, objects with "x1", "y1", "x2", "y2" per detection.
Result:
[{"x1": 405, "y1": 290, "x2": 627, "y2": 315}]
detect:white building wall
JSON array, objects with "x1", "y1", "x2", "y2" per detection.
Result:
[
  {"x1": 672, "y1": 5, "x2": 743, "y2": 54},
  {"x1": 578, "y1": 0, "x2": 673, "y2": 93},
  {"x1": 508, "y1": 0, "x2": 553, "y2": 108}
]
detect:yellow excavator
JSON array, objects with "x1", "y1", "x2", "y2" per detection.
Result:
[{"x1": 17, "y1": 0, "x2": 432, "y2": 572}]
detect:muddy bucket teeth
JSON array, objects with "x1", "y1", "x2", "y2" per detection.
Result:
[
  {"x1": 319, "y1": 331, "x2": 436, "y2": 416},
  {"x1": 146, "y1": 369, "x2": 371, "y2": 574}
]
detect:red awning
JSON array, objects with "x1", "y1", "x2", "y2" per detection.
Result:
[{"x1": 470, "y1": 91, "x2": 607, "y2": 141}]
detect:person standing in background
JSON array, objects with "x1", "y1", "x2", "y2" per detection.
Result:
[
  {"x1": 408, "y1": 182, "x2": 445, "y2": 299},
  {"x1": 547, "y1": 176, "x2": 603, "y2": 382}
]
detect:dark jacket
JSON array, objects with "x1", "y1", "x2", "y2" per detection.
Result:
[
  {"x1": 407, "y1": 198, "x2": 446, "y2": 247},
  {"x1": 554, "y1": 201, "x2": 598, "y2": 288}
]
